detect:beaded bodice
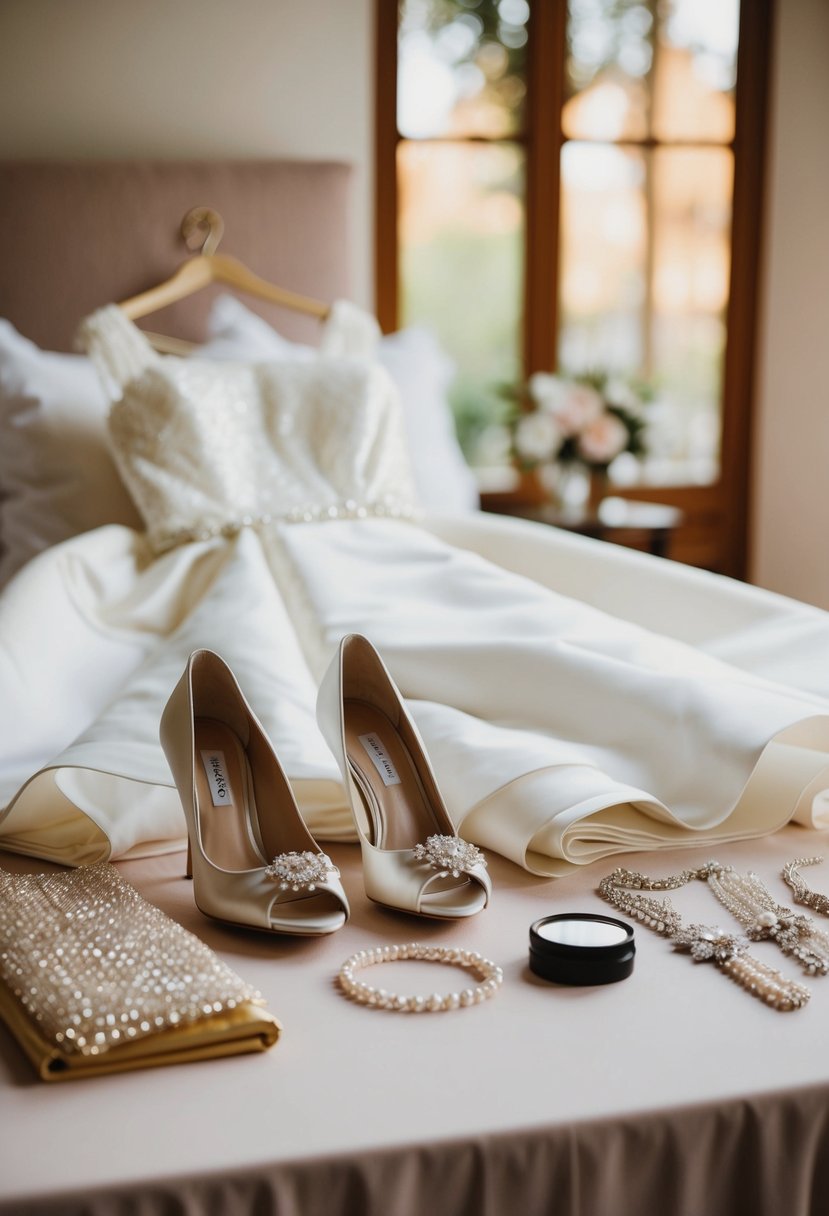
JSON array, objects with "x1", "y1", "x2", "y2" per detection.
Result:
[{"x1": 78, "y1": 305, "x2": 417, "y2": 552}]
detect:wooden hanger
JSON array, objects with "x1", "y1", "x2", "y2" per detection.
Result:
[{"x1": 119, "y1": 205, "x2": 330, "y2": 326}]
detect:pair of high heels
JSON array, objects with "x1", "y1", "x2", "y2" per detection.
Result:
[{"x1": 159, "y1": 635, "x2": 490, "y2": 936}]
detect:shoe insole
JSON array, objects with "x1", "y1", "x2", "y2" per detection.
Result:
[
  {"x1": 194, "y1": 717, "x2": 343, "y2": 927},
  {"x1": 194, "y1": 718, "x2": 265, "y2": 872},
  {"x1": 344, "y1": 699, "x2": 443, "y2": 851},
  {"x1": 344, "y1": 700, "x2": 480, "y2": 912}
]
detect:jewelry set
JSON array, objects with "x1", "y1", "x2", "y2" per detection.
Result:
[
  {"x1": 599, "y1": 856, "x2": 829, "y2": 1011},
  {"x1": 336, "y1": 857, "x2": 829, "y2": 1016}
]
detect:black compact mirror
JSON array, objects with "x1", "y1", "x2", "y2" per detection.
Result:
[{"x1": 529, "y1": 913, "x2": 635, "y2": 986}]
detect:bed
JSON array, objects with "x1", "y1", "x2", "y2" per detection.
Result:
[{"x1": 2, "y1": 159, "x2": 829, "y2": 1216}]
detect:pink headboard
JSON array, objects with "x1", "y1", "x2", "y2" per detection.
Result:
[{"x1": 0, "y1": 160, "x2": 353, "y2": 351}]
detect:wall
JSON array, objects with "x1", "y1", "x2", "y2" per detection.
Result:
[
  {"x1": 0, "y1": 0, "x2": 374, "y2": 305},
  {"x1": 751, "y1": 0, "x2": 829, "y2": 609}
]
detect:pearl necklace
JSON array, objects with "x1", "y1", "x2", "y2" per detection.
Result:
[
  {"x1": 782, "y1": 856, "x2": 829, "y2": 918},
  {"x1": 337, "y1": 942, "x2": 503, "y2": 1013},
  {"x1": 703, "y1": 860, "x2": 829, "y2": 976},
  {"x1": 599, "y1": 864, "x2": 811, "y2": 1011}
]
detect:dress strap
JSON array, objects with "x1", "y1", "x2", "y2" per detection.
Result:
[
  {"x1": 75, "y1": 305, "x2": 161, "y2": 392},
  {"x1": 319, "y1": 299, "x2": 382, "y2": 359}
]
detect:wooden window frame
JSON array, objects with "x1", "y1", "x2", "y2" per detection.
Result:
[{"x1": 375, "y1": 0, "x2": 774, "y2": 576}]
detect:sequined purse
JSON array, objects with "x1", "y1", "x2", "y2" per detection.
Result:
[{"x1": 0, "y1": 863, "x2": 280, "y2": 1081}]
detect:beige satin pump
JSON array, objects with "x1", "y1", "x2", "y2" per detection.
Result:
[
  {"x1": 316, "y1": 634, "x2": 490, "y2": 918},
  {"x1": 160, "y1": 650, "x2": 349, "y2": 935}
]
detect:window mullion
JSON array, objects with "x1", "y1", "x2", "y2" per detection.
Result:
[
  {"x1": 719, "y1": 0, "x2": 774, "y2": 578},
  {"x1": 374, "y1": 0, "x2": 400, "y2": 334},
  {"x1": 524, "y1": 0, "x2": 567, "y2": 377}
]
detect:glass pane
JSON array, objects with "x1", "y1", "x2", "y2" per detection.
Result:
[
  {"x1": 563, "y1": 0, "x2": 654, "y2": 141},
  {"x1": 647, "y1": 146, "x2": 733, "y2": 483},
  {"x1": 558, "y1": 142, "x2": 648, "y2": 376},
  {"x1": 398, "y1": 140, "x2": 525, "y2": 461},
  {"x1": 558, "y1": 143, "x2": 732, "y2": 485},
  {"x1": 564, "y1": 0, "x2": 739, "y2": 144},
  {"x1": 653, "y1": 0, "x2": 739, "y2": 142},
  {"x1": 398, "y1": 0, "x2": 528, "y2": 139}
]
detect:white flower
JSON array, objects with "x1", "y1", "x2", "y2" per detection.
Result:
[
  {"x1": 527, "y1": 373, "x2": 570, "y2": 414},
  {"x1": 577, "y1": 412, "x2": 628, "y2": 464},
  {"x1": 514, "y1": 411, "x2": 563, "y2": 463}
]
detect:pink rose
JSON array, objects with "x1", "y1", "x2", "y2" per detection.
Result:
[
  {"x1": 577, "y1": 413, "x2": 628, "y2": 464},
  {"x1": 549, "y1": 384, "x2": 603, "y2": 437}
]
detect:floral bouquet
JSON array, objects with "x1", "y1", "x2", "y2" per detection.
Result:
[{"x1": 507, "y1": 372, "x2": 647, "y2": 475}]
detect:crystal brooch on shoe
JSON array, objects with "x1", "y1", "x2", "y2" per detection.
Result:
[
  {"x1": 265, "y1": 851, "x2": 338, "y2": 892},
  {"x1": 413, "y1": 835, "x2": 486, "y2": 879}
]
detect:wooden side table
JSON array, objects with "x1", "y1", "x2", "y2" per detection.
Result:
[{"x1": 490, "y1": 496, "x2": 684, "y2": 558}]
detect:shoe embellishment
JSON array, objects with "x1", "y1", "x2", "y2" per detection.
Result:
[
  {"x1": 413, "y1": 835, "x2": 487, "y2": 879},
  {"x1": 265, "y1": 851, "x2": 339, "y2": 892}
]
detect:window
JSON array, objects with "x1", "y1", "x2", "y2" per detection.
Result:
[{"x1": 375, "y1": 0, "x2": 773, "y2": 574}]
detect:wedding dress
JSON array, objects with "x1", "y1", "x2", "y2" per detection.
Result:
[{"x1": 1, "y1": 303, "x2": 828, "y2": 875}]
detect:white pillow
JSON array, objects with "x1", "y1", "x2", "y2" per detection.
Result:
[
  {"x1": 207, "y1": 296, "x2": 480, "y2": 513},
  {"x1": 0, "y1": 319, "x2": 294, "y2": 585},
  {"x1": 0, "y1": 322, "x2": 142, "y2": 585},
  {"x1": 376, "y1": 327, "x2": 479, "y2": 513},
  {"x1": 197, "y1": 297, "x2": 302, "y2": 361}
]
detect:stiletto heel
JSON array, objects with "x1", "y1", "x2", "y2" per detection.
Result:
[
  {"x1": 161, "y1": 649, "x2": 349, "y2": 935},
  {"x1": 317, "y1": 634, "x2": 490, "y2": 919}
]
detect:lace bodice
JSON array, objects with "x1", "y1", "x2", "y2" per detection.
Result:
[{"x1": 78, "y1": 304, "x2": 417, "y2": 552}]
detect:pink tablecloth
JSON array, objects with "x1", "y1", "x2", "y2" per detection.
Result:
[{"x1": 3, "y1": 826, "x2": 829, "y2": 1215}]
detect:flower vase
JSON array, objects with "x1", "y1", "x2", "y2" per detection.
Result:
[{"x1": 539, "y1": 463, "x2": 590, "y2": 511}]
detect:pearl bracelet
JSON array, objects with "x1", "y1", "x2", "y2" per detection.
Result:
[{"x1": 337, "y1": 942, "x2": 503, "y2": 1012}]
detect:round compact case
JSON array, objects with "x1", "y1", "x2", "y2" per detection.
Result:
[{"x1": 529, "y1": 913, "x2": 635, "y2": 986}]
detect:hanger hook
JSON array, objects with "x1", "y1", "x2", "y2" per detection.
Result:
[{"x1": 180, "y1": 205, "x2": 225, "y2": 256}]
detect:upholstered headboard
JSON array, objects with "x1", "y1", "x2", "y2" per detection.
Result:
[{"x1": 0, "y1": 160, "x2": 353, "y2": 351}]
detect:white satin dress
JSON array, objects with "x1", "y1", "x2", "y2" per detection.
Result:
[{"x1": 1, "y1": 304, "x2": 828, "y2": 875}]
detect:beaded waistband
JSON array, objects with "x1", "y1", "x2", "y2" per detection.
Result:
[{"x1": 152, "y1": 497, "x2": 419, "y2": 553}]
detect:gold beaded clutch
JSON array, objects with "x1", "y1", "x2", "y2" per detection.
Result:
[{"x1": 0, "y1": 863, "x2": 281, "y2": 1081}]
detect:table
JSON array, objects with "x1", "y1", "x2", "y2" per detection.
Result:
[
  {"x1": 491, "y1": 497, "x2": 684, "y2": 558},
  {"x1": 3, "y1": 826, "x2": 829, "y2": 1215}
]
